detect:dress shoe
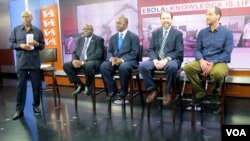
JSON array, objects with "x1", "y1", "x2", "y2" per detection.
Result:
[
  {"x1": 83, "y1": 86, "x2": 90, "y2": 96},
  {"x1": 71, "y1": 85, "x2": 84, "y2": 95},
  {"x1": 12, "y1": 111, "x2": 24, "y2": 120},
  {"x1": 106, "y1": 92, "x2": 116, "y2": 101},
  {"x1": 162, "y1": 94, "x2": 171, "y2": 105},
  {"x1": 146, "y1": 89, "x2": 158, "y2": 103},
  {"x1": 33, "y1": 106, "x2": 41, "y2": 113},
  {"x1": 117, "y1": 92, "x2": 127, "y2": 99}
]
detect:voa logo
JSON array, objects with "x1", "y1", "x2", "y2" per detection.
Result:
[{"x1": 226, "y1": 129, "x2": 246, "y2": 136}]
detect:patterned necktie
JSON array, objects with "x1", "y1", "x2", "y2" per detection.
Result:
[
  {"x1": 80, "y1": 38, "x2": 89, "y2": 60},
  {"x1": 159, "y1": 30, "x2": 168, "y2": 59},
  {"x1": 117, "y1": 33, "x2": 123, "y2": 52}
]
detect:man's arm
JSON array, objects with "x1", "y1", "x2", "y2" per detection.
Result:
[
  {"x1": 72, "y1": 37, "x2": 82, "y2": 60},
  {"x1": 165, "y1": 31, "x2": 184, "y2": 60},
  {"x1": 9, "y1": 28, "x2": 22, "y2": 50},
  {"x1": 194, "y1": 31, "x2": 204, "y2": 61},
  {"x1": 107, "y1": 36, "x2": 115, "y2": 61},
  {"x1": 35, "y1": 30, "x2": 45, "y2": 50},
  {"x1": 148, "y1": 31, "x2": 158, "y2": 61},
  {"x1": 211, "y1": 31, "x2": 234, "y2": 63}
]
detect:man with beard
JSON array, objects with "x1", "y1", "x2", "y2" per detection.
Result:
[
  {"x1": 139, "y1": 11, "x2": 184, "y2": 105},
  {"x1": 184, "y1": 7, "x2": 234, "y2": 104}
]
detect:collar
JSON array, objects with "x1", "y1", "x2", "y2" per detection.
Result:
[
  {"x1": 21, "y1": 25, "x2": 33, "y2": 31},
  {"x1": 85, "y1": 35, "x2": 93, "y2": 41},
  {"x1": 162, "y1": 26, "x2": 171, "y2": 34},
  {"x1": 119, "y1": 28, "x2": 128, "y2": 38},
  {"x1": 209, "y1": 25, "x2": 221, "y2": 32}
]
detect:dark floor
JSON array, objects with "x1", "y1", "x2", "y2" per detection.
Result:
[{"x1": 0, "y1": 78, "x2": 250, "y2": 141}]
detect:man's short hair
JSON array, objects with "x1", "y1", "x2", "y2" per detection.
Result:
[
  {"x1": 118, "y1": 16, "x2": 128, "y2": 25},
  {"x1": 160, "y1": 11, "x2": 173, "y2": 19},
  {"x1": 214, "y1": 7, "x2": 222, "y2": 19}
]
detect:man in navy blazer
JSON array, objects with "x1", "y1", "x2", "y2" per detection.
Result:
[
  {"x1": 100, "y1": 16, "x2": 139, "y2": 100},
  {"x1": 139, "y1": 11, "x2": 184, "y2": 105},
  {"x1": 63, "y1": 24, "x2": 104, "y2": 95}
]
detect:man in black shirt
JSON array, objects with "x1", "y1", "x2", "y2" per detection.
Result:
[{"x1": 9, "y1": 11, "x2": 45, "y2": 120}]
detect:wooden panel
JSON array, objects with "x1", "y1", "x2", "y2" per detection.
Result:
[{"x1": 0, "y1": 49, "x2": 14, "y2": 65}]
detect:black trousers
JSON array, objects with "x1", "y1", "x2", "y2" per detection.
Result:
[
  {"x1": 63, "y1": 60, "x2": 102, "y2": 90},
  {"x1": 16, "y1": 69, "x2": 41, "y2": 111}
]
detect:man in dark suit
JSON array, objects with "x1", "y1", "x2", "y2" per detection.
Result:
[
  {"x1": 9, "y1": 11, "x2": 45, "y2": 120},
  {"x1": 100, "y1": 16, "x2": 139, "y2": 100},
  {"x1": 63, "y1": 24, "x2": 104, "y2": 95},
  {"x1": 139, "y1": 11, "x2": 184, "y2": 105}
]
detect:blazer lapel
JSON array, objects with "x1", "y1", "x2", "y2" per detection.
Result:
[{"x1": 165, "y1": 28, "x2": 173, "y2": 48}]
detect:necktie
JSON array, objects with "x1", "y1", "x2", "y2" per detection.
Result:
[
  {"x1": 80, "y1": 38, "x2": 89, "y2": 60},
  {"x1": 159, "y1": 30, "x2": 168, "y2": 59},
  {"x1": 117, "y1": 33, "x2": 123, "y2": 52}
]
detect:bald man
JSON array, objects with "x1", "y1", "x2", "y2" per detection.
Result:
[
  {"x1": 63, "y1": 24, "x2": 104, "y2": 96},
  {"x1": 9, "y1": 11, "x2": 45, "y2": 120},
  {"x1": 184, "y1": 7, "x2": 234, "y2": 104}
]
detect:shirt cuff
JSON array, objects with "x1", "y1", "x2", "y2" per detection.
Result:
[{"x1": 109, "y1": 57, "x2": 113, "y2": 62}]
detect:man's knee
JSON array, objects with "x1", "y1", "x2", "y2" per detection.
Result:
[
  {"x1": 100, "y1": 61, "x2": 109, "y2": 71},
  {"x1": 183, "y1": 63, "x2": 192, "y2": 73},
  {"x1": 210, "y1": 70, "x2": 226, "y2": 80},
  {"x1": 119, "y1": 63, "x2": 130, "y2": 72}
]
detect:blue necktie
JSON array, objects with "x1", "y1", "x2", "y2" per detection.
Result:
[{"x1": 118, "y1": 33, "x2": 123, "y2": 52}]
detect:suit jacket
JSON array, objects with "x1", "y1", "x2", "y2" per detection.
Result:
[
  {"x1": 72, "y1": 34, "x2": 104, "y2": 62},
  {"x1": 107, "y1": 30, "x2": 139, "y2": 64},
  {"x1": 148, "y1": 27, "x2": 184, "y2": 67}
]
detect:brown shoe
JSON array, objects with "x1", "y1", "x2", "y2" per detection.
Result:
[
  {"x1": 146, "y1": 90, "x2": 158, "y2": 103},
  {"x1": 163, "y1": 94, "x2": 171, "y2": 105}
]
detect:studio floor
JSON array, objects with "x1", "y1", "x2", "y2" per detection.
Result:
[{"x1": 0, "y1": 78, "x2": 249, "y2": 141}]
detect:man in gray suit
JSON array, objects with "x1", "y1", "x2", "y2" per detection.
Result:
[
  {"x1": 63, "y1": 24, "x2": 104, "y2": 95},
  {"x1": 139, "y1": 11, "x2": 184, "y2": 105},
  {"x1": 9, "y1": 11, "x2": 45, "y2": 120},
  {"x1": 100, "y1": 16, "x2": 140, "y2": 100}
]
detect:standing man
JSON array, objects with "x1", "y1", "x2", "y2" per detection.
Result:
[
  {"x1": 100, "y1": 16, "x2": 139, "y2": 100},
  {"x1": 184, "y1": 7, "x2": 234, "y2": 104},
  {"x1": 63, "y1": 24, "x2": 104, "y2": 96},
  {"x1": 139, "y1": 11, "x2": 184, "y2": 105},
  {"x1": 9, "y1": 11, "x2": 45, "y2": 120}
]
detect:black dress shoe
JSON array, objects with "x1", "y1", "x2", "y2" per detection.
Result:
[
  {"x1": 117, "y1": 92, "x2": 127, "y2": 99},
  {"x1": 33, "y1": 106, "x2": 41, "y2": 113},
  {"x1": 106, "y1": 92, "x2": 116, "y2": 101},
  {"x1": 83, "y1": 86, "x2": 91, "y2": 96},
  {"x1": 72, "y1": 85, "x2": 84, "y2": 95},
  {"x1": 12, "y1": 111, "x2": 24, "y2": 120}
]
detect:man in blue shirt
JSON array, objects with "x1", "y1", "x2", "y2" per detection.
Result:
[
  {"x1": 9, "y1": 11, "x2": 45, "y2": 120},
  {"x1": 184, "y1": 7, "x2": 234, "y2": 104}
]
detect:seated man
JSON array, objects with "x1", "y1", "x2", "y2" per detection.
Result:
[
  {"x1": 184, "y1": 7, "x2": 234, "y2": 104},
  {"x1": 139, "y1": 11, "x2": 184, "y2": 105},
  {"x1": 100, "y1": 16, "x2": 139, "y2": 100},
  {"x1": 63, "y1": 24, "x2": 104, "y2": 95}
]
